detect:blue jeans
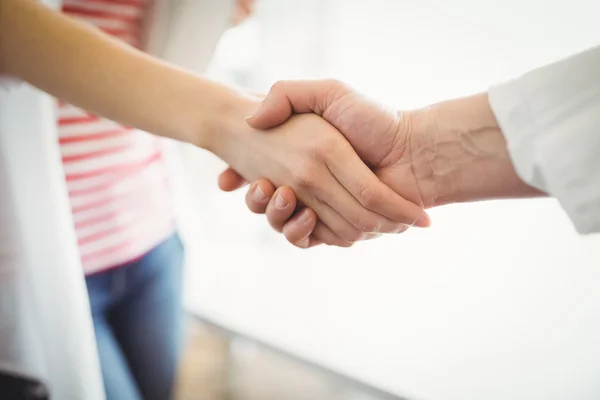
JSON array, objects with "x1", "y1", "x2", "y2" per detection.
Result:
[{"x1": 85, "y1": 234, "x2": 184, "y2": 400}]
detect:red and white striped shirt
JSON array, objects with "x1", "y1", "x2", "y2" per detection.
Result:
[{"x1": 59, "y1": 0, "x2": 175, "y2": 275}]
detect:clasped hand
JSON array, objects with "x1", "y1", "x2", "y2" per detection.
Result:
[{"x1": 216, "y1": 80, "x2": 431, "y2": 248}]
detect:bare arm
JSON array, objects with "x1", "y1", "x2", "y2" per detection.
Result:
[
  {"x1": 406, "y1": 92, "x2": 545, "y2": 207},
  {"x1": 0, "y1": 0, "x2": 248, "y2": 150},
  {"x1": 0, "y1": 0, "x2": 428, "y2": 242}
]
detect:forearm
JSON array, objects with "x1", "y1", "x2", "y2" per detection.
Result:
[
  {"x1": 409, "y1": 93, "x2": 545, "y2": 206},
  {"x1": 0, "y1": 0, "x2": 254, "y2": 150}
]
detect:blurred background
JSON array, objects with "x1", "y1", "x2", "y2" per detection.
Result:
[{"x1": 173, "y1": 1, "x2": 600, "y2": 399}]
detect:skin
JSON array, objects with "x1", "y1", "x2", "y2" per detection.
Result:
[
  {"x1": 0, "y1": 0, "x2": 429, "y2": 243},
  {"x1": 220, "y1": 80, "x2": 545, "y2": 248},
  {"x1": 232, "y1": 0, "x2": 256, "y2": 26}
]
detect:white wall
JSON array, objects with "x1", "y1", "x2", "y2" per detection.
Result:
[{"x1": 182, "y1": 1, "x2": 600, "y2": 399}]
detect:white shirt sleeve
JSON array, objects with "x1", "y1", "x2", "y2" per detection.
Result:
[{"x1": 488, "y1": 45, "x2": 600, "y2": 234}]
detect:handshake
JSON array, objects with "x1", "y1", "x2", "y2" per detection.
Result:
[{"x1": 209, "y1": 79, "x2": 537, "y2": 248}]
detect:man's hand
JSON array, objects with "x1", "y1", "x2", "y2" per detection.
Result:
[{"x1": 219, "y1": 80, "x2": 435, "y2": 248}]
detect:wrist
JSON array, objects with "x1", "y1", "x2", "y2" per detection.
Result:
[
  {"x1": 183, "y1": 82, "x2": 260, "y2": 156},
  {"x1": 407, "y1": 93, "x2": 542, "y2": 207}
]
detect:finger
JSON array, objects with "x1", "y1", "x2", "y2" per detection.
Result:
[
  {"x1": 295, "y1": 166, "x2": 393, "y2": 242},
  {"x1": 314, "y1": 163, "x2": 411, "y2": 235},
  {"x1": 309, "y1": 221, "x2": 353, "y2": 248},
  {"x1": 265, "y1": 187, "x2": 298, "y2": 233},
  {"x1": 364, "y1": 233, "x2": 383, "y2": 240},
  {"x1": 362, "y1": 224, "x2": 409, "y2": 240},
  {"x1": 245, "y1": 180, "x2": 275, "y2": 214},
  {"x1": 218, "y1": 167, "x2": 247, "y2": 192},
  {"x1": 279, "y1": 206, "x2": 313, "y2": 240},
  {"x1": 311, "y1": 223, "x2": 386, "y2": 247},
  {"x1": 325, "y1": 142, "x2": 429, "y2": 227},
  {"x1": 303, "y1": 178, "x2": 369, "y2": 243},
  {"x1": 281, "y1": 208, "x2": 317, "y2": 248},
  {"x1": 247, "y1": 80, "x2": 340, "y2": 130},
  {"x1": 306, "y1": 237, "x2": 323, "y2": 248},
  {"x1": 291, "y1": 236, "x2": 322, "y2": 250}
]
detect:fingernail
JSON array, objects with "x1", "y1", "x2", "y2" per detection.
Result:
[
  {"x1": 252, "y1": 185, "x2": 266, "y2": 201},
  {"x1": 297, "y1": 237, "x2": 310, "y2": 249},
  {"x1": 414, "y1": 214, "x2": 431, "y2": 228},
  {"x1": 275, "y1": 193, "x2": 288, "y2": 209},
  {"x1": 298, "y1": 209, "x2": 311, "y2": 224}
]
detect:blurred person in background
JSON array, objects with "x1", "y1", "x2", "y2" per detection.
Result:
[{"x1": 56, "y1": 1, "x2": 255, "y2": 399}]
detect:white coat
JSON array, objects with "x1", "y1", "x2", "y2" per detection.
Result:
[
  {"x1": 0, "y1": 0, "x2": 234, "y2": 398},
  {"x1": 490, "y1": 45, "x2": 600, "y2": 234}
]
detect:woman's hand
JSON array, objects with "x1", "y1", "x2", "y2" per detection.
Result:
[
  {"x1": 210, "y1": 98, "x2": 428, "y2": 244},
  {"x1": 239, "y1": 180, "x2": 325, "y2": 248}
]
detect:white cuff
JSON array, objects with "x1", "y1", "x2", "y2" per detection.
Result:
[{"x1": 489, "y1": 46, "x2": 600, "y2": 234}]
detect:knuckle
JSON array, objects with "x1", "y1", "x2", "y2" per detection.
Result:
[
  {"x1": 358, "y1": 185, "x2": 381, "y2": 209},
  {"x1": 324, "y1": 79, "x2": 353, "y2": 98},
  {"x1": 312, "y1": 138, "x2": 337, "y2": 160},
  {"x1": 354, "y1": 214, "x2": 381, "y2": 233},
  {"x1": 293, "y1": 168, "x2": 317, "y2": 190},
  {"x1": 322, "y1": 137, "x2": 339, "y2": 154},
  {"x1": 307, "y1": 142, "x2": 321, "y2": 160},
  {"x1": 324, "y1": 78, "x2": 345, "y2": 91},
  {"x1": 271, "y1": 80, "x2": 289, "y2": 93}
]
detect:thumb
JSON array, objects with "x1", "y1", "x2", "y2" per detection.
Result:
[
  {"x1": 218, "y1": 167, "x2": 247, "y2": 192},
  {"x1": 246, "y1": 84, "x2": 293, "y2": 129},
  {"x1": 247, "y1": 80, "x2": 339, "y2": 129}
]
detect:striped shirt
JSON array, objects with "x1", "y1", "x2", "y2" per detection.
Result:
[{"x1": 59, "y1": 0, "x2": 175, "y2": 275}]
